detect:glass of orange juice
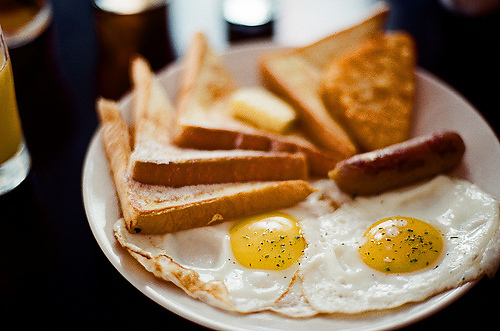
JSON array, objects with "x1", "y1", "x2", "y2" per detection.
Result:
[{"x1": 0, "y1": 25, "x2": 30, "y2": 195}]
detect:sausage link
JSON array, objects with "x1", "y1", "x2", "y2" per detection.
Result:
[{"x1": 329, "y1": 131, "x2": 465, "y2": 195}]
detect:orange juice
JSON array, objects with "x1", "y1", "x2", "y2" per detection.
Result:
[{"x1": 0, "y1": 55, "x2": 22, "y2": 165}]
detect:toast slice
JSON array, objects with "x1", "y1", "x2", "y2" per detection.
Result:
[
  {"x1": 97, "y1": 98, "x2": 314, "y2": 234},
  {"x1": 258, "y1": 3, "x2": 390, "y2": 157},
  {"x1": 320, "y1": 32, "x2": 416, "y2": 151},
  {"x1": 173, "y1": 32, "x2": 342, "y2": 177},
  {"x1": 129, "y1": 56, "x2": 308, "y2": 187}
]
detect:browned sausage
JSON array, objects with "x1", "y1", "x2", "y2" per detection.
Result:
[{"x1": 329, "y1": 131, "x2": 465, "y2": 195}]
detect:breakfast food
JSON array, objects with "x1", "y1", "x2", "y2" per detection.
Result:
[
  {"x1": 258, "y1": 4, "x2": 390, "y2": 157},
  {"x1": 330, "y1": 131, "x2": 466, "y2": 195},
  {"x1": 93, "y1": 1, "x2": 500, "y2": 324},
  {"x1": 320, "y1": 31, "x2": 416, "y2": 151},
  {"x1": 231, "y1": 87, "x2": 297, "y2": 134},
  {"x1": 299, "y1": 175, "x2": 500, "y2": 313},
  {"x1": 113, "y1": 179, "x2": 347, "y2": 316},
  {"x1": 129, "y1": 56, "x2": 309, "y2": 186},
  {"x1": 114, "y1": 175, "x2": 500, "y2": 316},
  {"x1": 98, "y1": 98, "x2": 313, "y2": 234},
  {"x1": 172, "y1": 32, "x2": 342, "y2": 177}
]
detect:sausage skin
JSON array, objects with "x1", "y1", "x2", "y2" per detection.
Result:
[{"x1": 329, "y1": 131, "x2": 465, "y2": 195}]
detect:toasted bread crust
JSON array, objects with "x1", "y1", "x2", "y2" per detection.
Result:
[
  {"x1": 174, "y1": 124, "x2": 341, "y2": 177},
  {"x1": 127, "y1": 180, "x2": 314, "y2": 234},
  {"x1": 97, "y1": 98, "x2": 138, "y2": 227},
  {"x1": 132, "y1": 152, "x2": 309, "y2": 186}
]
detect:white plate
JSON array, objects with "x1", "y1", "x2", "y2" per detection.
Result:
[{"x1": 82, "y1": 42, "x2": 500, "y2": 330}]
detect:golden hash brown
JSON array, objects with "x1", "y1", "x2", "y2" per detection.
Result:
[{"x1": 321, "y1": 32, "x2": 416, "y2": 151}]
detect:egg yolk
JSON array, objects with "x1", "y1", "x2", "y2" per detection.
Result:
[
  {"x1": 359, "y1": 216, "x2": 443, "y2": 273},
  {"x1": 230, "y1": 212, "x2": 306, "y2": 270}
]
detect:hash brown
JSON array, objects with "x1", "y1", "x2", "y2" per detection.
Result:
[{"x1": 321, "y1": 32, "x2": 416, "y2": 151}]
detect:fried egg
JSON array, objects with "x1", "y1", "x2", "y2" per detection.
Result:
[
  {"x1": 114, "y1": 176, "x2": 500, "y2": 317},
  {"x1": 299, "y1": 175, "x2": 500, "y2": 313},
  {"x1": 113, "y1": 179, "x2": 337, "y2": 316}
]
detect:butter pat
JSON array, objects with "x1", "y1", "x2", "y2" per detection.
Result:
[{"x1": 231, "y1": 87, "x2": 296, "y2": 134}]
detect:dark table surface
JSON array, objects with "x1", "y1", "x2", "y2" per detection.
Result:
[{"x1": 1, "y1": 0, "x2": 499, "y2": 329}]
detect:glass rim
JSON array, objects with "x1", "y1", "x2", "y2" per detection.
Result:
[
  {"x1": 2, "y1": 1, "x2": 52, "y2": 49},
  {"x1": 0, "y1": 26, "x2": 8, "y2": 72}
]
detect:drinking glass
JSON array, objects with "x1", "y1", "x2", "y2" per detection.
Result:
[
  {"x1": 0, "y1": 26, "x2": 30, "y2": 195},
  {"x1": 93, "y1": 0, "x2": 174, "y2": 99}
]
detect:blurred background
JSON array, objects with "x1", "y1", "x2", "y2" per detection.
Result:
[
  {"x1": 53, "y1": 0, "x2": 500, "y2": 138},
  {"x1": 0, "y1": 0, "x2": 499, "y2": 328}
]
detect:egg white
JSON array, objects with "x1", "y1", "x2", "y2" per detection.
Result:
[
  {"x1": 113, "y1": 179, "x2": 343, "y2": 316},
  {"x1": 114, "y1": 175, "x2": 500, "y2": 316},
  {"x1": 299, "y1": 175, "x2": 500, "y2": 314},
  {"x1": 114, "y1": 218, "x2": 303, "y2": 313}
]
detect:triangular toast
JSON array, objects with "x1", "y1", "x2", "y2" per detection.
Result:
[
  {"x1": 129, "y1": 56, "x2": 308, "y2": 186},
  {"x1": 259, "y1": 3, "x2": 390, "y2": 157},
  {"x1": 97, "y1": 98, "x2": 313, "y2": 234},
  {"x1": 172, "y1": 32, "x2": 342, "y2": 177}
]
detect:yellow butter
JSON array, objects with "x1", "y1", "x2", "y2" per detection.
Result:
[{"x1": 231, "y1": 87, "x2": 296, "y2": 134}]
